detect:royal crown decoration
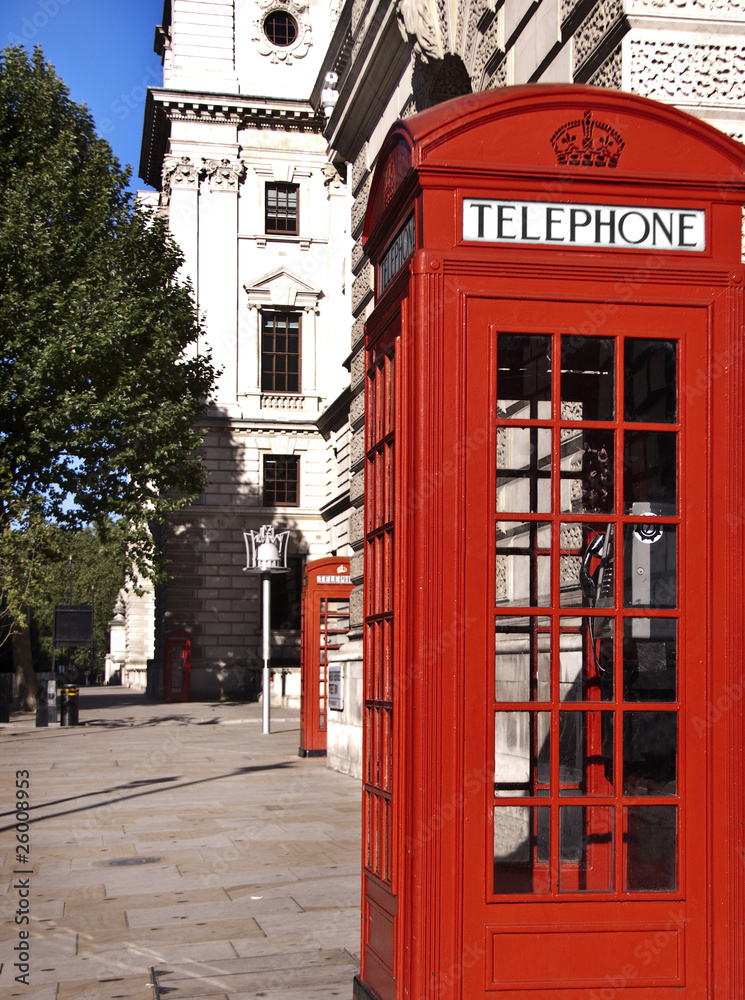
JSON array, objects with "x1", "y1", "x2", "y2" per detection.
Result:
[{"x1": 551, "y1": 111, "x2": 625, "y2": 168}]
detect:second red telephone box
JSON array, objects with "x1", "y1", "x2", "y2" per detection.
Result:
[
  {"x1": 163, "y1": 629, "x2": 191, "y2": 703},
  {"x1": 299, "y1": 557, "x2": 352, "y2": 756}
]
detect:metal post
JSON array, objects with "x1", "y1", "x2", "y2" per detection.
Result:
[
  {"x1": 244, "y1": 525, "x2": 290, "y2": 737},
  {"x1": 262, "y1": 571, "x2": 271, "y2": 735}
]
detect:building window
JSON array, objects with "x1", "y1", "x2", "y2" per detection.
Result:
[
  {"x1": 263, "y1": 455, "x2": 300, "y2": 507},
  {"x1": 261, "y1": 312, "x2": 300, "y2": 393},
  {"x1": 263, "y1": 11, "x2": 298, "y2": 47},
  {"x1": 266, "y1": 183, "x2": 298, "y2": 235}
]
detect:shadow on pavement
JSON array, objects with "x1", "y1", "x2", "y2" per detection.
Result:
[{"x1": 0, "y1": 762, "x2": 296, "y2": 833}]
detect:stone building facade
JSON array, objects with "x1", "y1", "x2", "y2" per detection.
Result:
[
  {"x1": 138, "y1": 0, "x2": 353, "y2": 701},
  {"x1": 135, "y1": 0, "x2": 744, "y2": 735},
  {"x1": 313, "y1": 0, "x2": 745, "y2": 776}
]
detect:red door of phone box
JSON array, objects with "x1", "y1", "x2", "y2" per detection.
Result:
[
  {"x1": 355, "y1": 85, "x2": 745, "y2": 1000},
  {"x1": 163, "y1": 629, "x2": 191, "y2": 703},
  {"x1": 299, "y1": 557, "x2": 352, "y2": 757}
]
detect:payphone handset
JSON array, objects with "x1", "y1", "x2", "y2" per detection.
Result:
[{"x1": 581, "y1": 526, "x2": 614, "y2": 609}]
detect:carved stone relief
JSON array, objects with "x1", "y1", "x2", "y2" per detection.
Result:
[
  {"x1": 573, "y1": 0, "x2": 625, "y2": 74},
  {"x1": 352, "y1": 142, "x2": 369, "y2": 197},
  {"x1": 162, "y1": 155, "x2": 200, "y2": 195},
  {"x1": 253, "y1": 0, "x2": 313, "y2": 63},
  {"x1": 588, "y1": 44, "x2": 623, "y2": 88},
  {"x1": 397, "y1": 0, "x2": 445, "y2": 62},
  {"x1": 351, "y1": 174, "x2": 372, "y2": 237},
  {"x1": 486, "y1": 55, "x2": 509, "y2": 89},
  {"x1": 322, "y1": 162, "x2": 345, "y2": 189},
  {"x1": 469, "y1": 13, "x2": 503, "y2": 90},
  {"x1": 202, "y1": 158, "x2": 247, "y2": 191},
  {"x1": 631, "y1": 40, "x2": 745, "y2": 102},
  {"x1": 562, "y1": 0, "x2": 585, "y2": 24},
  {"x1": 628, "y1": 0, "x2": 745, "y2": 15}
]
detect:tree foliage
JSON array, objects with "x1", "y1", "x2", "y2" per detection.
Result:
[
  {"x1": 29, "y1": 526, "x2": 128, "y2": 679},
  {"x1": 0, "y1": 47, "x2": 217, "y2": 641}
]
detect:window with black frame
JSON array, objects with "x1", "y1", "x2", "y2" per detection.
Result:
[
  {"x1": 266, "y1": 183, "x2": 298, "y2": 235},
  {"x1": 261, "y1": 312, "x2": 300, "y2": 393},
  {"x1": 263, "y1": 455, "x2": 299, "y2": 507}
]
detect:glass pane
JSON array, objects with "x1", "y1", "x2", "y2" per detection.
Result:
[
  {"x1": 623, "y1": 524, "x2": 676, "y2": 609},
  {"x1": 559, "y1": 711, "x2": 614, "y2": 794},
  {"x1": 623, "y1": 619, "x2": 676, "y2": 702},
  {"x1": 494, "y1": 805, "x2": 550, "y2": 894},
  {"x1": 561, "y1": 336, "x2": 614, "y2": 421},
  {"x1": 560, "y1": 617, "x2": 614, "y2": 702},
  {"x1": 495, "y1": 616, "x2": 551, "y2": 702},
  {"x1": 623, "y1": 711, "x2": 677, "y2": 795},
  {"x1": 496, "y1": 521, "x2": 551, "y2": 607},
  {"x1": 497, "y1": 426, "x2": 552, "y2": 513},
  {"x1": 560, "y1": 429, "x2": 614, "y2": 514},
  {"x1": 625, "y1": 339, "x2": 677, "y2": 423},
  {"x1": 495, "y1": 711, "x2": 550, "y2": 796},
  {"x1": 559, "y1": 806, "x2": 614, "y2": 892},
  {"x1": 497, "y1": 334, "x2": 552, "y2": 419},
  {"x1": 560, "y1": 524, "x2": 613, "y2": 608},
  {"x1": 624, "y1": 431, "x2": 677, "y2": 514},
  {"x1": 625, "y1": 806, "x2": 677, "y2": 891}
]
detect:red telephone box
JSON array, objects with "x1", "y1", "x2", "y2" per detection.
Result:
[
  {"x1": 299, "y1": 557, "x2": 352, "y2": 756},
  {"x1": 163, "y1": 629, "x2": 191, "y2": 703},
  {"x1": 357, "y1": 86, "x2": 745, "y2": 1000}
]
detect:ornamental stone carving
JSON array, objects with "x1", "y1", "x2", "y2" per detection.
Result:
[
  {"x1": 573, "y1": 0, "x2": 625, "y2": 74},
  {"x1": 351, "y1": 173, "x2": 372, "y2": 237},
  {"x1": 628, "y1": 0, "x2": 745, "y2": 15},
  {"x1": 470, "y1": 14, "x2": 502, "y2": 90},
  {"x1": 589, "y1": 45, "x2": 623, "y2": 89},
  {"x1": 162, "y1": 155, "x2": 200, "y2": 194},
  {"x1": 202, "y1": 158, "x2": 246, "y2": 191},
  {"x1": 631, "y1": 40, "x2": 745, "y2": 102},
  {"x1": 322, "y1": 162, "x2": 344, "y2": 189},
  {"x1": 352, "y1": 142, "x2": 369, "y2": 196},
  {"x1": 396, "y1": 0, "x2": 445, "y2": 62},
  {"x1": 486, "y1": 56, "x2": 509, "y2": 89},
  {"x1": 254, "y1": 0, "x2": 312, "y2": 63},
  {"x1": 561, "y1": 0, "x2": 583, "y2": 24},
  {"x1": 351, "y1": 267, "x2": 373, "y2": 314}
]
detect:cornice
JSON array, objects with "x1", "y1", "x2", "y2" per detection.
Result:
[
  {"x1": 310, "y1": 1, "x2": 412, "y2": 163},
  {"x1": 139, "y1": 87, "x2": 327, "y2": 190}
]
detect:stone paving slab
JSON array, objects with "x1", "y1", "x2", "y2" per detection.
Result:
[
  {"x1": 0, "y1": 688, "x2": 361, "y2": 998},
  {"x1": 152, "y1": 948, "x2": 359, "y2": 999}
]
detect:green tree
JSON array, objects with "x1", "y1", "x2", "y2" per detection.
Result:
[
  {"x1": 0, "y1": 48, "x2": 217, "y2": 702},
  {"x1": 29, "y1": 526, "x2": 128, "y2": 681}
]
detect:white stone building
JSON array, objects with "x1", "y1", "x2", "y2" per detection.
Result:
[
  {"x1": 138, "y1": 0, "x2": 353, "y2": 701},
  {"x1": 132, "y1": 0, "x2": 745, "y2": 743}
]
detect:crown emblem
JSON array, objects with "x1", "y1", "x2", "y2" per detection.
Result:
[{"x1": 551, "y1": 111, "x2": 625, "y2": 168}]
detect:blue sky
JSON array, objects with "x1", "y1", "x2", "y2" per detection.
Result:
[{"x1": 1, "y1": 0, "x2": 164, "y2": 190}]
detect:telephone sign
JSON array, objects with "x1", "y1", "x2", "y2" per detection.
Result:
[
  {"x1": 357, "y1": 85, "x2": 745, "y2": 1000},
  {"x1": 463, "y1": 199, "x2": 706, "y2": 251}
]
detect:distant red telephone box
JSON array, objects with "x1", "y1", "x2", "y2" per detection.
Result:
[
  {"x1": 299, "y1": 557, "x2": 352, "y2": 757},
  {"x1": 163, "y1": 629, "x2": 191, "y2": 703},
  {"x1": 357, "y1": 86, "x2": 745, "y2": 1000}
]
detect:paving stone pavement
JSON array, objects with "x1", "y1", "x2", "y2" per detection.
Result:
[{"x1": 0, "y1": 688, "x2": 361, "y2": 1000}]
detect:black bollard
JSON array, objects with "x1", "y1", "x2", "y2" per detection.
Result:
[
  {"x1": 0, "y1": 674, "x2": 12, "y2": 723},
  {"x1": 59, "y1": 685, "x2": 79, "y2": 727}
]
